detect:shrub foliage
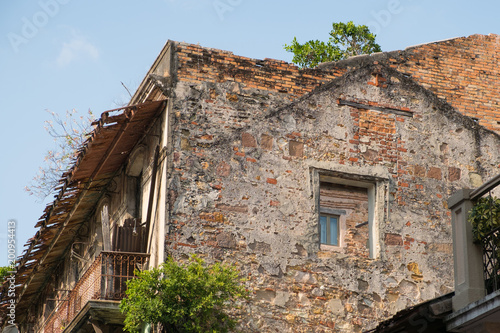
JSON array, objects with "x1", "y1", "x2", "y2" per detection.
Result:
[
  {"x1": 120, "y1": 255, "x2": 249, "y2": 333},
  {"x1": 468, "y1": 196, "x2": 500, "y2": 243}
]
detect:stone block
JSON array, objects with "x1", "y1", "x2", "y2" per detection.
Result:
[
  {"x1": 216, "y1": 232, "x2": 237, "y2": 249},
  {"x1": 289, "y1": 140, "x2": 304, "y2": 157},
  {"x1": 216, "y1": 161, "x2": 231, "y2": 177},
  {"x1": 261, "y1": 134, "x2": 273, "y2": 150},
  {"x1": 385, "y1": 233, "x2": 403, "y2": 246},
  {"x1": 242, "y1": 132, "x2": 257, "y2": 147},
  {"x1": 448, "y1": 167, "x2": 461, "y2": 182},
  {"x1": 427, "y1": 167, "x2": 442, "y2": 180}
]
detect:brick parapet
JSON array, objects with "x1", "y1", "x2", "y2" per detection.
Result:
[
  {"x1": 173, "y1": 34, "x2": 499, "y2": 132},
  {"x1": 173, "y1": 41, "x2": 345, "y2": 98}
]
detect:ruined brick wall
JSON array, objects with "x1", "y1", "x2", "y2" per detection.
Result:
[
  {"x1": 164, "y1": 39, "x2": 500, "y2": 331},
  {"x1": 321, "y1": 34, "x2": 500, "y2": 133},
  {"x1": 173, "y1": 42, "x2": 344, "y2": 98},
  {"x1": 174, "y1": 35, "x2": 500, "y2": 134}
]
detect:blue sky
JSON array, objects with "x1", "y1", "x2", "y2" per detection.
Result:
[{"x1": 1, "y1": 0, "x2": 499, "y2": 266}]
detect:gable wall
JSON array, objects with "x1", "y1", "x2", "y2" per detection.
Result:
[
  {"x1": 174, "y1": 34, "x2": 500, "y2": 134},
  {"x1": 325, "y1": 34, "x2": 500, "y2": 133},
  {"x1": 166, "y1": 50, "x2": 500, "y2": 331}
]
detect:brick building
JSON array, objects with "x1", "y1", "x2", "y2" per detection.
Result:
[{"x1": 6, "y1": 34, "x2": 500, "y2": 332}]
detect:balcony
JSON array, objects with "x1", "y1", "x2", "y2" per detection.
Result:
[
  {"x1": 482, "y1": 226, "x2": 500, "y2": 295},
  {"x1": 43, "y1": 251, "x2": 149, "y2": 333},
  {"x1": 445, "y1": 175, "x2": 500, "y2": 332}
]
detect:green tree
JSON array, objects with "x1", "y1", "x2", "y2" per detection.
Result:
[
  {"x1": 0, "y1": 266, "x2": 10, "y2": 283},
  {"x1": 284, "y1": 21, "x2": 382, "y2": 68},
  {"x1": 120, "y1": 255, "x2": 249, "y2": 333}
]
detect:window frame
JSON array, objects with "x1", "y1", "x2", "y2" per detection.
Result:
[
  {"x1": 312, "y1": 169, "x2": 387, "y2": 259},
  {"x1": 319, "y1": 213, "x2": 340, "y2": 246}
]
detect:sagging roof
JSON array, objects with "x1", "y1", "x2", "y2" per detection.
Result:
[{"x1": 3, "y1": 99, "x2": 166, "y2": 324}]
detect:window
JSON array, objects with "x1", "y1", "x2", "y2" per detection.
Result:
[
  {"x1": 320, "y1": 214, "x2": 339, "y2": 246},
  {"x1": 320, "y1": 181, "x2": 369, "y2": 254},
  {"x1": 315, "y1": 170, "x2": 387, "y2": 259}
]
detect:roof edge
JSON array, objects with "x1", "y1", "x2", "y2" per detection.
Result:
[{"x1": 317, "y1": 33, "x2": 497, "y2": 71}]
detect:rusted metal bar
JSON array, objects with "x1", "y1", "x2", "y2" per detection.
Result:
[{"x1": 337, "y1": 99, "x2": 414, "y2": 117}]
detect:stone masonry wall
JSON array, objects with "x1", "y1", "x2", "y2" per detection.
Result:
[{"x1": 164, "y1": 43, "x2": 500, "y2": 332}]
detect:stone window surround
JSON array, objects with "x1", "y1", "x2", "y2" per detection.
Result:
[{"x1": 311, "y1": 167, "x2": 389, "y2": 259}]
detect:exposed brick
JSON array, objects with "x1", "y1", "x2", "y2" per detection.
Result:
[
  {"x1": 427, "y1": 243, "x2": 453, "y2": 254},
  {"x1": 266, "y1": 178, "x2": 277, "y2": 185},
  {"x1": 199, "y1": 212, "x2": 227, "y2": 223},
  {"x1": 226, "y1": 92, "x2": 238, "y2": 102},
  {"x1": 216, "y1": 204, "x2": 248, "y2": 213},
  {"x1": 160, "y1": 37, "x2": 500, "y2": 333}
]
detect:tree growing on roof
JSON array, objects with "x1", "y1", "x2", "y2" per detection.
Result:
[
  {"x1": 120, "y1": 255, "x2": 249, "y2": 333},
  {"x1": 284, "y1": 21, "x2": 382, "y2": 68},
  {"x1": 25, "y1": 109, "x2": 94, "y2": 200}
]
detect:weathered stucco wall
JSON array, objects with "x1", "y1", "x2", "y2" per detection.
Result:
[{"x1": 165, "y1": 55, "x2": 500, "y2": 332}]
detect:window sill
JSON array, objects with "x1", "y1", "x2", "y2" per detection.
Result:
[{"x1": 320, "y1": 244, "x2": 342, "y2": 251}]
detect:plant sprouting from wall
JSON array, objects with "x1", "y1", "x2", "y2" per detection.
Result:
[
  {"x1": 468, "y1": 196, "x2": 500, "y2": 243},
  {"x1": 25, "y1": 109, "x2": 94, "y2": 200},
  {"x1": 120, "y1": 255, "x2": 249, "y2": 333},
  {"x1": 284, "y1": 21, "x2": 382, "y2": 68}
]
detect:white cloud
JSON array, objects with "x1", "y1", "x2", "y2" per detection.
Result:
[{"x1": 56, "y1": 35, "x2": 99, "y2": 67}]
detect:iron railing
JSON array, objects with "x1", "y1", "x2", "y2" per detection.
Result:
[
  {"x1": 482, "y1": 226, "x2": 500, "y2": 294},
  {"x1": 43, "y1": 251, "x2": 149, "y2": 333}
]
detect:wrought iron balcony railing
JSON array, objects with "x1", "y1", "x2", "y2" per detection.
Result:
[
  {"x1": 482, "y1": 226, "x2": 500, "y2": 295},
  {"x1": 43, "y1": 251, "x2": 149, "y2": 333}
]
